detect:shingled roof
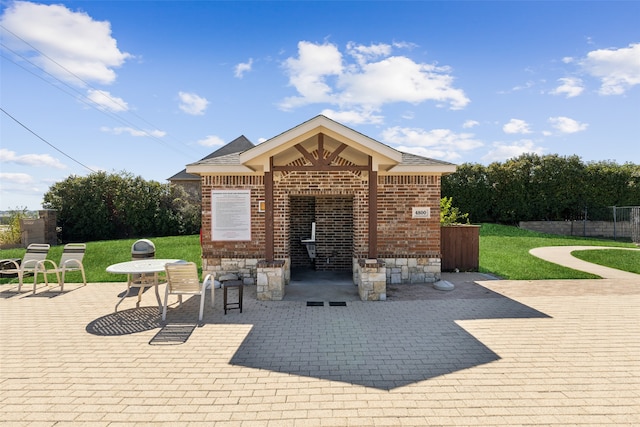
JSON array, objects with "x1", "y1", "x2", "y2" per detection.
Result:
[
  {"x1": 186, "y1": 115, "x2": 456, "y2": 175},
  {"x1": 167, "y1": 135, "x2": 254, "y2": 181}
]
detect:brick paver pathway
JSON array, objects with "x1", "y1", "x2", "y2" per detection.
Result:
[{"x1": 1, "y1": 275, "x2": 639, "y2": 426}]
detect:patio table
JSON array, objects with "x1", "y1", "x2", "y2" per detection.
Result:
[{"x1": 106, "y1": 259, "x2": 181, "y2": 313}]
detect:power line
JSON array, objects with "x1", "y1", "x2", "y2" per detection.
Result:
[
  {"x1": 0, "y1": 107, "x2": 97, "y2": 173},
  {"x1": 0, "y1": 44, "x2": 191, "y2": 159},
  {"x1": 0, "y1": 24, "x2": 202, "y2": 159}
]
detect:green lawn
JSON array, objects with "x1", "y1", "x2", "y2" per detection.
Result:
[
  {"x1": 0, "y1": 235, "x2": 201, "y2": 285},
  {"x1": 478, "y1": 223, "x2": 636, "y2": 280},
  {"x1": 571, "y1": 248, "x2": 640, "y2": 275},
  {"x1": 1, "y1": 225, "x2": 637, "y2": 285}
]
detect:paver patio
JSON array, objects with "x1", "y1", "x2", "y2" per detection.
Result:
[{"x1": 1, "y1": 269, "x2": 639, "y2": 426}]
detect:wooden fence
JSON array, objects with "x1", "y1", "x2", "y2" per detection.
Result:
[{"x1": 440, "y1": 225, "x2": 480, "y2": 272}]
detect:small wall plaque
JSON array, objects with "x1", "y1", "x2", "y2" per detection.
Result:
[{"x1": 412, "y1": 207, "x2": 431, "y2": 219}]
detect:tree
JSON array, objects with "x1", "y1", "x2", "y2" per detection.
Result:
[
  {"x1": 43, "y1": 171, "x2": 200, "y2": 242},
  {"x1": 442, "y1": 154, "x2": 640, "y2": 223},
  {"x1": 441, "y1": 163, "x2": 492, "y2": 222}
]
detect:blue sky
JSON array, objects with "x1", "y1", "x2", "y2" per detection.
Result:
[{"x1": 1, "y1": 1, "x2": 639, "y2": 211}]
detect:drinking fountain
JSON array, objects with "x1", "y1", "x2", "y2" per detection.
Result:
[{"x1": 301, "y1": 222, "x2": 316, "y2": 259}]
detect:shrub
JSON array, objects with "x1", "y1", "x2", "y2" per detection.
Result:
[{"x1": 440, "y1": 197, "x2": 470, "y2": 226}]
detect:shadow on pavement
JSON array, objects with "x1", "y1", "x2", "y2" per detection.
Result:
[
  {"x1": 86, "y1": 306, "x2": 161, "y2": 336},
  {"x1": 84, "y1": 277, "x2": 551, "y2": 390},
  {"x1": 229, "y1": 284, "x2": 550, "y2": 390}
]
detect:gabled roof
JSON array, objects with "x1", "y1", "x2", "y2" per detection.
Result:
[
  {"x1": 167, "y1": 135, "x2": 254, "y2": 181},
  {"x1": 390, "y1": 152, "x2": 458, "y2": 173},
  {"x1": 186, "y1": 115, "x2": 456, "y2": 175},
  {"x1": 239, "y1": 115, "x2": 402, "y2": 168}
]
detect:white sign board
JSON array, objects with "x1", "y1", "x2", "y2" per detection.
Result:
[
  {"x1": 211, "y1": 190, "x2": 251, "y2": 241},
  {"x1": 412, "y1": 207, "x2": 431, "y2": 219}
]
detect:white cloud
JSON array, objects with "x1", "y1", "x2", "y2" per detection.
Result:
[
  {"x1": 581, "y1": 43, "x2": 640, "y2": 95},
  {"x1": 280, "y1": 41, "x2": 469, "y2": 115},
  {"x1": 346, "y1": 41, "x2": 392, "y2": 66},
  {"x1": 100, "y1": 127, "x2": 166, "y2": 138},
  {"x1": 234, "y1": 58, "x2": 253, "y2": 78},
  {"x1": 551, "y1": 77, "x2": 584, "y2": 98},
  {"x1": 503, "y1": 119, "x2": 532, "y2": 134},
  {"x1": 0, "y1": 148, "x2": 66, "y2": 169},
  {"x1": 0, "y1": 172, "x2": 35, "y2": 184},
  {"x1": 381, "y1": 126, "x2": 483, "y2": 161},
  {"x1": 197, "y1": 135, "x2": 225, "y2": 147},
  {"x1": 463, "y1": 120, "x2": 479, "y2": 129},
  {"x1": 342, "y1": 56, "x2": 469, "y2": 109},
  {"x1": 509, "y1": 81, "x2": 535, "y2": 92},
  {"x1": 0, "y1": 1, "x2": 131, "y2": 86},
  {"x1": 281, "y1": 41, "x2": 343, "y2": 108},
  {"x1": 482, "y1": 140, "x2": 545, "y2": 163},
  {"x1": 548, "y1": 116, "x2": 588, "y2": 134},
  {"x1": 321, "y1": 108, "x2": 384, "y2": 125},
  {"x1": 401, "y1": 111, "x2": 415, "y2": 120},
  {"x1": 87, "y1": 89, "x2": 129, "y2": 112},
  {"x1": 178, "y1": 91, "x2": 209, "y2": 115}
]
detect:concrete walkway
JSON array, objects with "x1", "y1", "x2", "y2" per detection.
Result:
[
  {"x1": 529, "y1": 245, "x2": 640, "y2": 280},
  {"x1": 1, "y1": 257, "x2": 639, "y2": 425}
]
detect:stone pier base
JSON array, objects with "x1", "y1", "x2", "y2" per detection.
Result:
[
  {"x1": 355, "y1": 259, "x2": 386, "y2": 301},
  {"x1": 256, "y1": 260, "x2": 287, "y2": 301}
]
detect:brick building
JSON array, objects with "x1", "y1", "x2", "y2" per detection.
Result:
[
  {"x1": 186, "y1": 115, "x2": 456, "y2": 300},
  {"x1": 168, "y1": 135, "x2": 255, "y2": 205}
]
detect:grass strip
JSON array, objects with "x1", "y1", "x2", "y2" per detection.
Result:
[
  {"x1": 571, "y1": 249, "x2": 640, "y2": 275},
  {"x1": 1, "y1": 225, "x2": 636, "y2": 284}
]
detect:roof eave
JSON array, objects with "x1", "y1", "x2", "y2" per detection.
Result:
[
  {"x1": 385, "y1": 164, "x2": 458, "y2": 175},
  {"x1": 186, "y1": 164, "x2": 257, "y2": 175}
]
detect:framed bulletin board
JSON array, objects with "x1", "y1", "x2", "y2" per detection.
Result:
[{"x1": 211, "y1": 190, "x2": 251, "y2": 241}]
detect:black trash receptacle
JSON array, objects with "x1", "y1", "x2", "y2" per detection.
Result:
[
  {"x1": 131, "y1": 239, "x2": 155, "y2": 259},
  {"x1": 131, "y1": 239, "x2": 156, "y2": 285}
]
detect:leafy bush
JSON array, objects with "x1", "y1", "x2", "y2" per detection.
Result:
[
  {"x1": 443, "y1": 154, "x2": 640, "y2": 223},
  {"x1": 42, "y1": 171, "x2": 200, "y2": 242},
  {"x1": 0, "y1": 208, "x2": 31, "y2": 245},
  {"x1": 440, "y1": 197, "x2": 469, "y2": 226}
]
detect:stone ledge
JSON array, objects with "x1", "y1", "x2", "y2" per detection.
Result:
[
  {"x1": 357, "y1": 259, "x2": 385, "y2": 268},
  {"x1": 257, "y1": 260, "x2": 286, "y2": 268}
]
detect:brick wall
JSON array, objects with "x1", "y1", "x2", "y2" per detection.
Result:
[
  {"x1": 274, "y1": 170, "x2": 368, "y2": 259},
  {"x1": 200, "y1": 171, "x2": 443, "y2": 281},
  {"x1": 289, "y1": 196, "x2": 315, "y2": 268},
  {"x1": 200, "y1": 175, "x2": 266, "y2": 259},
  {"x1": 315, "y1": 196, "x2": 353, "y2": 271},
  {"x1": 520, "y1": 220, "x2": 633, "y2": 239},
  {"x1": 377, "y1": 175, "x2": 441, "y2": 257}
]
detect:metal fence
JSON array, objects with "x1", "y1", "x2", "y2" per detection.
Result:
[{"x1": 612, "y1": 206, "x2": 640, "y2": 244}]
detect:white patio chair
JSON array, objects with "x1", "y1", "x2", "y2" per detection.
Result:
[
  {"x1": 0, "y1": 243, "x2": 50, "y2": 293},
  {"x1": 163, "y1": 261, "x2": 213, "y2": 322},
  {"x1": 34, "y1": 243, "x2": 87, "y2": 293}
]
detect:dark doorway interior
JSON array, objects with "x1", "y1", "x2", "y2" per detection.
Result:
[{"x1": 289, "y1": 195, "x2": 354, "y2": 274}]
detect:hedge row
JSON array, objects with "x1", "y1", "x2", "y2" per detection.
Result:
[{"x1": 442, "y1": 154, "x2": 640, "y2": 223}]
